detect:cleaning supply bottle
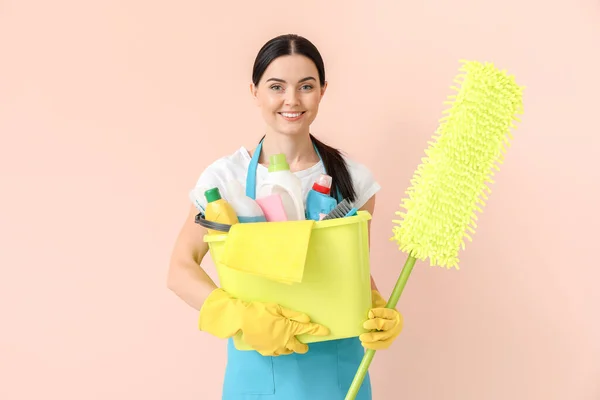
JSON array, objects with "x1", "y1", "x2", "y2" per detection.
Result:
[
  {"x1": 256, "y1": 193, "x2": 289, "y2": 222},
  {"x1": 204, "y1": 187, "x2": 239, "y2": 234},
  {"x1": 256, "y1": 153, "x2": 305, "y2": 221},
  {"x1": 226, "y1": 180, "x2": 267, "y2": 223},
  {"x1": 305, "y1": 173, "x2": 338, "y2": 221}
]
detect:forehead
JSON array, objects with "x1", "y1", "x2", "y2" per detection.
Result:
[{"x1": 261, "y1": 54, "x2": 319, "y2": 82}]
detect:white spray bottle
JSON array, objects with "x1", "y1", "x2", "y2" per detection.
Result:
[{"x1": 256, "y1": 153, "x2": 305, "y2": 221}]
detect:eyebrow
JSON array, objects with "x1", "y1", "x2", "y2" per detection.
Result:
[{"x1": 265, "y1": 76, "x2": 316, "y2": 84}]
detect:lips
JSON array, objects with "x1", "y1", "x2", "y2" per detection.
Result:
[
  {"x1": 279, "y1": 112, "x2": 305, "y2": 118},
  {"x1": 278, "y1": 111, "x2": 306, "y2": 122}
]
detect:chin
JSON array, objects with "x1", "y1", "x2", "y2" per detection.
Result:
[
  {"x1": 266, "y1": 122, "x2": 307, "y2": 137},
  {"x1": 275, "y1": 127, "x2": 306, "y2": 137}
]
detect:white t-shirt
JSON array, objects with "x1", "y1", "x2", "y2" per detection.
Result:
[{"x1": 189, "y1": 146, "x2": 381, "y2": 213}]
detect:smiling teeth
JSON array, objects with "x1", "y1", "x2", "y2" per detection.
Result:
[{"x1": 281, "y1": 112, "x2": 302, "y2": 118}]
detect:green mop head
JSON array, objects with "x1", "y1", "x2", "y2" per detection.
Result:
[
  {"x1": 392, "y1": 60, "x2": 524, "y2": 269},
  {"x1": 344, "y1": 60, "x2": 524, "y2": 400}
]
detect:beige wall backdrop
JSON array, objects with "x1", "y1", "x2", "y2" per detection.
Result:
[{"x1": 1, "y1": 0, "x2": 599, "y2": 399}]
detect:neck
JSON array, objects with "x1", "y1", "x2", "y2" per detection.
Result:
[{"x1": 258, "y1": 132, "x2": 319, "y2": 170}]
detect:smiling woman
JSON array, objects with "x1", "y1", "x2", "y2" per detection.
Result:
[
  {"x1": 166, "y1": 33, "x2": 403, "y2": 400},
  {"x1": 248, "y1": 35, "x2": 359, "y2": 203},
  {"x1": 253, "y1": 60, "x2": 321, "y2": 135}
]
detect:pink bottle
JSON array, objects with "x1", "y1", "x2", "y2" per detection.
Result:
[{"x1": 256, "y1": 193, "x2": 289, "y2": 222}]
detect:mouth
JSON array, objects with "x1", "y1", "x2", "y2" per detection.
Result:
[{"x1": 278, "y1": 111, "x2": 305, "y2": 121}]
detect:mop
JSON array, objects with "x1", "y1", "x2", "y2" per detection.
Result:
[{"x1": 344, "y1": 60, "x2": 525, "y2": 399}]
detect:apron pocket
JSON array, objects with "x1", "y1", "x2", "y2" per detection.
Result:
[{"x1": 223, "y1": 340, "x2": 275, "y2": 396}]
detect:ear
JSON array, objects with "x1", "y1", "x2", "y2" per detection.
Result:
[
  {"x1": 320, "y1": 81, "x2": 328, "y2": 99},
  {"x1": 250, "y1": 83, "x2": 258, "y2": 105}
]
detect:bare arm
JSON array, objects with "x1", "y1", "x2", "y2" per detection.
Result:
[
  {"x1": 360, "y1": 194, "x2": 380, "y2": 292},
  {"x1": 166, "y1": 204, "x2": 218, "y2": 311}
]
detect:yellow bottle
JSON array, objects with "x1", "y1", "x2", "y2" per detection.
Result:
[{"x1": 204, "y1": 187, "x2": 239, "y2": 235}]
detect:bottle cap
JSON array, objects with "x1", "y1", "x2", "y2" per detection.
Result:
[
  {"x1": 312, "y1": 173, "x2": 332, "y2": 194},
  {"x1": 204, "y1": 187, "x2": 222, "y2": 203},
  {"x1": 268, "y1": 154, "x2": 290, "y2": 172}
]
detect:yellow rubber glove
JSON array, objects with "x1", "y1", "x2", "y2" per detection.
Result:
[
  {"x1": 198, "y1": 288, "x2": 330, "y2": 356},
  {"x1": 359, "y1": 290, "x2": 404, "y2": 350}
]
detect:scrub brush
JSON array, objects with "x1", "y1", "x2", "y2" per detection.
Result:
[
  {"x1": 322, "y1": 199, "x2": 358, "y2": 220},
  {"x1": 344, "y1": 60, "x2": 524, "y2": 400}
]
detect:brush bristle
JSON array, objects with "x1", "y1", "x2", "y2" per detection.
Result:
[
  {"x1": 391, "y1": 60, "x2": 524, "y2": 269},
  {"x1": 323, "y1": 199, "x2": 352, "y2": 220}
]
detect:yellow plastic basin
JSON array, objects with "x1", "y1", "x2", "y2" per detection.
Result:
[{"x1": 204, "y1": 211, "x2": 373, "y2": 350}]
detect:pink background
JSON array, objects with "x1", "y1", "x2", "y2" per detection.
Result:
[{"x1": 1, "y1": 1, "x2": 599, "y2": 399}]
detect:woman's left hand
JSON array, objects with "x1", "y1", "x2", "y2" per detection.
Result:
[{"x1": 359, "y1": 290, "x2": 404, "y2": 350}]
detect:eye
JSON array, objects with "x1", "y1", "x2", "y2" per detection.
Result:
[
  {"x1": 300, "y1": 84, "x2": 313, "y2": 91},
  {"x1": 270, "y1": 84, "x2": 283, "y2": 91}
]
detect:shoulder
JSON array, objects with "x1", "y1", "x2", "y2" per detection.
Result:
[
  {"x1": 342, "y1": 154, "x2": 381, "y2": 210},
  {"x1": 188, "y1": 147, "x2": 250, "y2": 211}
]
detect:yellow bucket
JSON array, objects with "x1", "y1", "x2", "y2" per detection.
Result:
[{"x1": 204, "y1": 211, "x2": 373, "y2": 350}]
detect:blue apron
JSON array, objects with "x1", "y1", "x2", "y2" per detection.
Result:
[{"x1": 221, "y1": 139, "x2": 372, "y2": 399}]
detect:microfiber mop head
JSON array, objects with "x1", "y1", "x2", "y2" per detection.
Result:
[
  {"x1": 391, "y1": 60, "x2": 524, "y2": 269},
  {"x1": 345, "y1": 60, "x2": 524, "y2": 400}
]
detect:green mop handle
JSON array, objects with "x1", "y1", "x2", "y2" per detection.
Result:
[{"x1": 344, "y1": 255, "x2": 417, "y2": 400}]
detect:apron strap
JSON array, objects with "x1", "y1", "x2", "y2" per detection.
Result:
[
  {"x1": 245, "y1": 137, "x2": 342, "y2": 202},
  {"x1": 245, "y1": 140, "x2": 263, "y2": 200}
]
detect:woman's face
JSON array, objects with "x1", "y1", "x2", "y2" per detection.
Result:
[{"x1": 251, "y1": 54, "x2": 327, "y2": 137}]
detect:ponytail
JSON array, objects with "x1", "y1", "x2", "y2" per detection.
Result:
[{"x1": 309, "y1": 134, "x2": 357, "y2": 203}]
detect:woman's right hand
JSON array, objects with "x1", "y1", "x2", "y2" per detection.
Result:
[{"x1": 199, "y1": 288, "x2": 330, "y2": 356}]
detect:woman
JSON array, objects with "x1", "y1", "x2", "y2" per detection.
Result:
[{"x1": 167, "y1": 34, "x2": 404, "y2": 399}]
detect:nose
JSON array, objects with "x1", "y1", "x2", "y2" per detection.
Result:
[{"x1": 284, "y1": 89, "x2": 300, "y2": 107}]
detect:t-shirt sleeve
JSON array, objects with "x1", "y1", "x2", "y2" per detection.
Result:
[
  {"x1": 347, "y1": 158, "x2": 381, "y2": 210},
  {"x1": 188, "y1": 165, "x2": 223, "y2": 213}
]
